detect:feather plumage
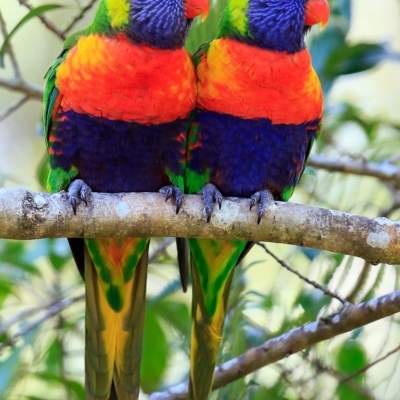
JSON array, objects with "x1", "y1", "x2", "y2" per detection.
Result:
[
  {"x1": 185, "y1": 1, "x2": 329, "y2": 398},
  {"x1": 44, "y1": 0, "x2": 209, "y2": 398}
]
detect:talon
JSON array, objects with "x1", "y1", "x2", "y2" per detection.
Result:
[
  {"x1": 70, "y1": 197, "x2": 77, "y2": 215},
  {"x1": 67, "y1": 179, "x2": 92, "y2": 214},
  {"x1": 159, "y1": 185, "x2": 184, "y2": 214},
  {"x1": 249, "y1": 192, "x2": 261, "y2": 211},
  {"x1": 257, "y1": 210, "x2": 264, "y2": 225},
  {"x1": 249, "y1": 189, "x2": 274, "y2": 224},
  {"x1": 200, "y1": 183, "x2": 223, "y2": 222}
]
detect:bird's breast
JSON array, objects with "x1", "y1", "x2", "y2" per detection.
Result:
[
  {"x1": 56, "y1": 34, "x2": 197, "y2": 124},
  {"x1": 197, "y1": 38, "x2": 323, "y2": 125}
]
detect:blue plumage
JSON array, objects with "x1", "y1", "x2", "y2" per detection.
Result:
[
  {"x1": 188, "y1": 110, "x2": 319, "y2": 199},
  {"x1": 50, "y1": 109, "x2": 187, "y2": 192}
]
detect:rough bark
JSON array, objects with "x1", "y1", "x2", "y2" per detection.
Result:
[{"x1": 0, "y1": 188, "x2": 399, "y2": 264}]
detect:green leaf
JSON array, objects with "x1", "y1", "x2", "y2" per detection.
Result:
[
  {"x1": 334, "y1": 332, "x2": 368, "y2": 400},
  {"x1": 0, "y1": 325, "x2": 40, "y2": 396},
  {"x1": 185, "y1": 0, "x2": 227, "y2": 53},
  {"x1": 140, "y1": 306, "x2": 169, "y2": 393},
  {"x1": 36, "y1": 372, "x2": 85, "y2": 400},
  {"x1": 297, "y1": 289, "x2": 331, "y2": 321},
  {"x1": 336, "y1": 340, "x2": 367, "y2": 377},
  {"x1": 44, "y1": 338, "x2": 63, "y2": 373},
  {"x1": 323, "y1": 43, "x2": 400, "y2": 79},
  {"x1": 0, "y1": 4, "x2": 63, "y2": 67},
  {"x1": 156, "y1": 299, "x2": 190, "y2": 338}
]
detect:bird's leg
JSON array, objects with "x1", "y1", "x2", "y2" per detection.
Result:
[
  {"x1": 201, "y1": 183, "x2": 223, "y2": 223},
  {"x1": 67, "y1": 179, "x2": 92, "y2": 214},
  {"x1": 159, "y1": 185, "x2": 184, "y2": 214},
  {"x1": 249, "y1": 189, "x2": 275, "y2": 224}
]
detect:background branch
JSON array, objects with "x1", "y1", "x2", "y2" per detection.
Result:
[
  {"x1": 0, "y1": 188, "x2": 398, "y2": 264},
  {"x1": 308, "y1": 154, "x2": 400, "y2": 185},
  {"x1": 150, "y1": 289, "x2": 400, "y2": 400}
]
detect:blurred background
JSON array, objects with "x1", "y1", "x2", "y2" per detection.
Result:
[{"x1": 0, "y1": 0, "x2": 400, "y2": 399}]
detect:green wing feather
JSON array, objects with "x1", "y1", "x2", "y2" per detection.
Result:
[
  {"x1": 44, "y1": 33, "x2": 86, "y2": 193},
  {"x1": 43, "y1": 32, "x2": 83, "y2": 150}
]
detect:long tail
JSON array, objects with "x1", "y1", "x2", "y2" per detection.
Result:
[
  {"x1": 188, "y1": 238, "x2": 246, "y2": 400},
  {"x1": 84, "y1": 238, "x2": 149, "y2": 400}
]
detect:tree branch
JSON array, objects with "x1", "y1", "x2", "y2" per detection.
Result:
[
  {"x1": 17, "y1": 0, "x2": 66, "y2": 40},
  {"x1": 0, "y1": 76, "x2": 43, "y2": 99},
  {"x1": 0, "y1": 188, "x2": 399, "y2": 264},
  {"x1": 308, "y1": 154, "x2": 400, "y2": 185},
  {"x1": 149, "y1": 289, "x2": 400, "y2": 400}
]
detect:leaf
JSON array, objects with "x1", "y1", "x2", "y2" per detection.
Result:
[
  {"x1": 36, "y1": 373, "x2": 85, "y2": 400},
  {"x1": 336, "y1": 340, "x2": 367, "y2": 377},
  {"x1": 156, "y1": 299, "x2": 190, "y2": 338},
  {"x1": 0, "y1": 4, "x2": 63, "y2": 67},
  {"x1": 323, "y1": 43, "x2": 400, "y2": 79},
  {"x1": 297, "y1": 289, "x2": 331, "y2": 321},
  {"x1": 185, "y1": 0, "x2": 227, "y2": 53},
  {"x1": 0, "y1": 325, "x2": 40, "y2": 396},
  {"x1": 140, "y1": 305, "x2": 169, "y2": 393},
  {"x1": 44, "y1": 338, "x2": 63, "y2": 373}
]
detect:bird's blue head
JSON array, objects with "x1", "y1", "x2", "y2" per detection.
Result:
[
  {"x1": 128, "y1": 0, "x2": 209, "y2": 48},
  {"x1": 218, "y1": 0, "x2": 330, "y2": 53},
  {"x1": 94, "y1": 0, "x2": 209, "y2": 48}
]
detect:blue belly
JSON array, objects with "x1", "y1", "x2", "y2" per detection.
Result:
[
  {"x1": 187, "y1": 110, "x2": 319, "y2": 200},
  {"x1": 50, "y1": 109, "x2": 187, "y2": 192}
]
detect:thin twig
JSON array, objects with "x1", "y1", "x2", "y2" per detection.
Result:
[
  {"x1": 62, "y1": 0, "x2": 98, "y2": 34},
  {"x1": 341, "y1": 342, "x2": 400, "y2": 384},
  {"x1": 149, "y1": 237, "x2": 175, "y2": 262},
  {"x1": 346, "y1": 260, "x2": 371, "y2": 303},
  {"x1": 0, "y1": 9, "x2": 21, "y2": 78},
  {"x1": 0, "y1": 294, "x2": 84, "y2": 351},
  {"x1": 257, "y1": 243, "x2": 348, "y2": 305},
  {"x1": 308, "y1": 154, "x2": 400, "y2": 186},
  {"x1": 17, "y1": 0, "x2": 66, "y2": 40},
  {"x1": 0, "y1": 94, "x2": 30, "y2": 121},
  {"x1": 308, "y1": 356, "x2": 376, "y2": 399},
  {"x1": 0, "y1": 76, "x2": 43, "y2": 99}
]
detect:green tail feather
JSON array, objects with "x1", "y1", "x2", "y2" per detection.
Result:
[
  {"x1": 85, "y1": 240, "x2": 149, "y2": 400},
  {"x1": 188, "y1": 238, "x2": 246, "y2": 400}
]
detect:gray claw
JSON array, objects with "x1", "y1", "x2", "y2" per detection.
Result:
[
  {"x1": 249, "y1": 189, "x2": 274, "y2": 224},
  {"x1": 67, "y1": 179, "x2": 92, "y2": 215},
  {"x1": 159, "y1": 185, "x2": 184, "y2": 214},
  {"x1": 201, "y1": 183, "x2": 223, "y2": 222}
]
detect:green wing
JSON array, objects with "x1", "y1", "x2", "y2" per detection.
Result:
[{"x1": 43, "y1": 31, "x2": 84, "y2": 149}]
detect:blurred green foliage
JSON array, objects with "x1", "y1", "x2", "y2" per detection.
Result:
[{"x1": 1, "y1": 0, "x2": 400, "y2": 399}]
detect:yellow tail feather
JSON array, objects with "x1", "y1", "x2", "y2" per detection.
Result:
[
  {"x1": 189, "y1": 258, "x2": 235, "y2": 400},
  {"x1": 85, "y1": 241, "x2": 149, "y2": 400}
]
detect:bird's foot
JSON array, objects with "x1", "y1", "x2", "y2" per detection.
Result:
[
  {"x1": 201, "y1": 183, "x2": 223, "y2": 223},
  {"x1": 159, "y1": 185, "x2": 184, "y2": 214},
  {"x1": 249, "y1": 189, "x2": 274, "y2": 224},
  {"x1": 67, "y1": 179, "x2": 91, "y2": 214}
]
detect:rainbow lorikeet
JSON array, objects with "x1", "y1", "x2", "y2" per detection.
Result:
[
  {"x1": 43, "y1": 0, "x2": 209, "y2": 398},
  {"x1": 185, "y1": 0, "x2": 330, "y2": 398}
]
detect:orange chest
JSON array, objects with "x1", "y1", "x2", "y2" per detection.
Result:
[
  {"x1": 197, "y1": 38, "x2": 323, "y2": 125},
  {"x1": 56, "y1": 34, "x2": 197, "y2": 123}
]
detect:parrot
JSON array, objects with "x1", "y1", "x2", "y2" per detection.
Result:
[
  {"x1": 185, "y1": 0, "x2": 330, "y2": 398},
  {"x1": 43, "y1": 0, "x2": 209, "y2": 399}
]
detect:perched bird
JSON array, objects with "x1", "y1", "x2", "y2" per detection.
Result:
[
  {"x1": 43, "y1": 0, "x2": 209, "y2": 398},
  {"x1": 185, "y1": 0, "x2": 330, "y2": 398}
]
